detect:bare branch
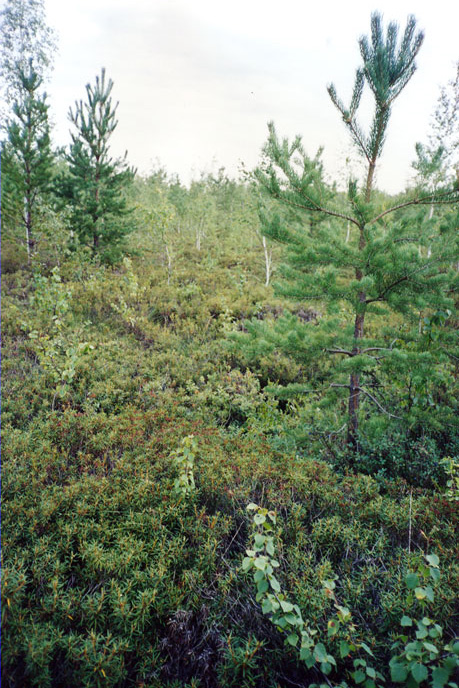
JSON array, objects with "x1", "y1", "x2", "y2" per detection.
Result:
[
  {"x1": 356, "y1": 387, "x2": 401, "y2": 418},
  {"x1": 328, "y1": 423, "x2": 347, "y2": 438},
  {"x1": 361, "y1": 341, "x2": 397, "y2": 354},
  {"x1": 327, "y1": 344, "x2": 397, "y2": 356}
]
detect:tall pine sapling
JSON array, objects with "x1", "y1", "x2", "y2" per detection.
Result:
[
  {"x1": 328, "y1": 13, "x2": 424, "y2": 446},
  {"x1": 3, "y1": 62, "x2": 53, "y2": 260},
  {"x1": 252, "y1": 13, "x2": 458, "y2": 448},
  {"x1": 64, "y1": 68, "x2": 134, "y2": 262}
]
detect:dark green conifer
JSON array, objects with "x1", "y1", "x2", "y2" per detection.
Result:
[
  {"x1": 2, "y1": 62, "x2": 53, "y2": 260},
  {"x1": 64, "y1": 68, "x2": 134, "y2": 262},
  {"x1": 252, "y1": 13, "x2": 458, "y2": 448}
]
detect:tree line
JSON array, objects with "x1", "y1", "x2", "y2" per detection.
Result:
[{"x1": 1, "y1": 0, "x2": 134, "y2": 264}]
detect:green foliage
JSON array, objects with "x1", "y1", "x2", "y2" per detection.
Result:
[
  {"x1": 244, "y1": 506, "x2": 458, "y2": 688},
  {"x1": 389, "y1": 555, "x2": 459, "y2": 687},
  {"x1": 243, "y1": 504, "x2": 383, "y2": 686},
  {"x1": 185, "y1": 369, "x2": 267, "y2": 427},
  {"x1": 1, "y1": 15, "x2": 458, "y2": 685},
  {"x1": 0, "y1": 142, "x2": 23, "y2": 246},
  {"x1": 3, "y1": 62, "x2": 54, "y2": 258},
  {"x1": 2, "y1": 157, "x2": 458, "y2": 686},
  {"x1": 332, "y1": 432, "x2": 455, "y2": 488},
  {"x1": 22, "y1": 266, "x2": 94, "y2": 407},
  {"x1": 440, "y1": 457, "x2": 459, "y2": 502},
  {"x1": 253, "y1": 12, "x2": 458, "y2": 448},
  {"x1": 171, "y1": 434, "x2": 197, "y2": 497},
  {"x1": 413, "y1": 63, "x2": 458, "y2": 188},
  {"x1": 62, "y1": 68, "x2": 134, "y2": 262},
  {"x1": 0, "y1": 0, "x2": 57, "y2": 105},
  {"x1": 331, "y1": 12, "x2": 424, "y2": 167},
  {"x1": 218, "y1": 635, "x2": 265, "y2": 687},
  {"x1": 109, "y1": 257, "x2": 145, "y2": 327}
]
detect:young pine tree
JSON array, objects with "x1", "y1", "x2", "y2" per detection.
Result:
[
  {"x1": 63, "y1": 68, "x2": 134, "y2": 263},
  {"x1": 2, "y1": 62, "x2": 54, "y2": 260},
  {"x1": 250, "y1": 13, "x2": 458, "y2": 449}
]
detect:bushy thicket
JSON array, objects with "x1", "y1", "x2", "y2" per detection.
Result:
[{"x1": 2, "y1": 172, "x2": 458, "y2": 687}]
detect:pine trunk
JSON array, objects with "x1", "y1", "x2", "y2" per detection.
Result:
[
  {"x1": 347, "y1": 308, "x2": 365, "y2": 448},
  {"x1": 93, "y1": 166, "x2": 101, "y2": 250},
  {"x1": 347, "y1": 221, "x2": 367, "y2": 447},
  {"x1": 25, "y1": 161, "x2": 34, "y2": 261}
]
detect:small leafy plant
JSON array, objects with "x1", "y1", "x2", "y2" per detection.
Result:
[
  {"x1": 218, "y1": 634, "x2": 265, "y2": 687},
  {"x1": 389, "y1": 554, "x2": 459, "y2": 687},
  {"x1": 243, "y1": 505, "x2": 459, "y2": 687},
  {"x1": 23, "y1": 267, "x2": 94, "y2": 407},
  {"x1": 242, "y1": 504, "x2": 383, "y2": 687},
  {"x1": 440, "y1": 457, "x2": 459, "y2": 503},
  {"x1": 171, "y1": 434, "x2": 197, "y2": 497}
]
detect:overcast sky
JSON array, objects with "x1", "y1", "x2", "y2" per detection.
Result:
[{"x1": 43, "y1": 0, "x2": 458, "y2": 193}]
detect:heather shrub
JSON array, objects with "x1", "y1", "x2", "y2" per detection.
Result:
[{"x1": 331, "y1": 431, "x2": 458, "y2": 488}]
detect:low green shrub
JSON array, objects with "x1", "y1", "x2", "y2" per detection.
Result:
[
  {"x1": 331, "y1": 431, "x2": 455, "y2": 488},
  {"x1": 243, "y1": 505, "x2": 459, "y2": 688}
]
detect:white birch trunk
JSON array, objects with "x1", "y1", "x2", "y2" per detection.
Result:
[
  {"x1": 165, "y1": 244, "x2": 172, "y2": 285},
  {"x1": 262, "y1": 235, "x2": 272, "y2": 287}
]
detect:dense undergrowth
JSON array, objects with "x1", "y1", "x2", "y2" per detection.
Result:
[{"x1": 2, "y1": 174, "x2": 458, "y2": 688}]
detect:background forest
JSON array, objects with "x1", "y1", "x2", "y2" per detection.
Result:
[{"x1": 1, "y1": 2, "x2": 458, "y2": 687}]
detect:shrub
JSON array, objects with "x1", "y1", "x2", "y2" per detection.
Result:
[{"x1": 332, "y1": 431, "x2": 452, "y2": 488}]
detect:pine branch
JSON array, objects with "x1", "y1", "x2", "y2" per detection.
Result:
[
  {"x1": 365, "y1": 259, "x2": 444, "y2": 305},
  {"x1": 369, "y1": 189, "x2": 459, "y2": 224},
  {"x1": 268, "y1": 190, "x2": 361, "y2": 228},
  {"x1": 327, "y1": 343, "x2": 397, "y2": 358},
  {"x1": 356, "y1": 387, "x2": 401, "y2": 418},
  {"x1": 327, "y1": 82, "x2": 371, "y2": 162}
]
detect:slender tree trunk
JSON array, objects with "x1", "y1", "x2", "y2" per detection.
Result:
[
  {"x1": 196, "y1": 218, "x2": 204, "y2": 251},
  {"x1": 347, "y1": 305, "x2": 365, "y2": 448},
  {"x1": 262, "y1": 235, "x2": 272, "y2": 286},
  {"x1": 365, "y1": 162, "x2": 376, "y2": 203},
  {"x1": 347, "y1": 215, "x2": 368, "y2": 448},
  {"x1": 93, "y1": 180, "x2": 100, "y2": 248},
  {"x1": 25, "y1": 211, "x2": 31, "y2": 262},
  {"x1": 25, "y1": 205, "x2": 34, "y2": 256},
  {"x1": 24, "y1": 163, "x2": 34, "y2": 261},
  {"x1": 93, "y1": 161, "x2": 101, "y2": 250},
  {"x1": 347, "y1": 155, "x2": 375, "y2": 447},
  {"x1": 165, "y1": 244, "x2": 172, "y2": 285},
  {"x1": 426, "y1": 203, "x2": 434, "y2": 258}
]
